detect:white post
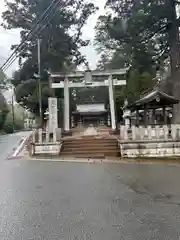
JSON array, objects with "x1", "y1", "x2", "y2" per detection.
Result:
[
  {"x1": 39, "y1": 128, "x2": 42, "y2": 143},
  {"x1": 53, "y1": 129, "x2": 57, "y2": 142},
  {"x1": 132, "y1": 126, "x2": 136, "y2": 140},
  {"x1": 48, "y1": 97, "x2": 58, "y2": 133},
  {"x1": 32, "y1": 129, "x2": 36, "y2": 143},
  {"x1": 139, "y1": 126, "x2": 145, "y2": 140},
  {"x1": 120, "y1": 125, "x2": 124, "y2": 140},
  {"x1": 46, "y1": 130, "x2": 49, "y2": 142},
  {"x1": 147, "y1": 126, "x2": 152, "y2": 140},
  {"x1": 108, "y1": 75, "x2": 116, "y2": 130},
  {"x1": 163, "y1": 125, "x2": 168, "y2": 140},
  {"x1": 155, "y1": 125, "x2": 160, "y2": 140},
  {"x1": 124, "y1": 125, "x2": 128, "y2": 140},
  {"x1": 171, "y1": 124, "x2": 177, "y2": 140},
  {"x1": 64, "y1": 76, "x2": 70, "y2": 131}
]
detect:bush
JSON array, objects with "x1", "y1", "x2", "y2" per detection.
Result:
[
  {"x1": 0, "y1": 93, "x2": 8, "y2": 130},
  {"x1": 3, "y1": 120, "x2": 14, "y2": 134},
  {"x1": 3, "y1": 112, "x2": 24, "y2": 134},
  {"x1": 0, "y1": 109, "x2": 8, "y2": 130}
]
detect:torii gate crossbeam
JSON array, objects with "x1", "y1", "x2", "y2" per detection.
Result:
[{"x1": 49, "y1": 69, "x2": 128, "y2": 132}]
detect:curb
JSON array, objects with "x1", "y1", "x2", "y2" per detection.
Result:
[
  {"x1": 8, "y1": 135, "x2": 30, "y2": 160},
  {"x1": 14, "y1": 156, "x2": 180, "y2": 166}
]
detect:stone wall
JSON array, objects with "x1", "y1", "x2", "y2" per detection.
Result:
[
  {"x1": 119, "y1": 125, "x2": 180, "y2": 158},
  {"x1": 120, "y1": 141, "x2": 180, "y2": 158}
]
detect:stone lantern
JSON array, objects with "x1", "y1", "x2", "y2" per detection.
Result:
[{"x1": 123, "y1": 98, "x2": 131, "y2": 127}]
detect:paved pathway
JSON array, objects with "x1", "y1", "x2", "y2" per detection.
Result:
[{"x1": 83, "y1": 125, "x2": 98, "y2": 135}]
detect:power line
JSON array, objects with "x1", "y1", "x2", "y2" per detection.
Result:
[
  {"x1": 2, "y1": 8, "x2": 60, "y2": 72},
  {"x1": 1, "y1": 0, "x2": 59, "y2": 71},
  {"x1": 1, "y1": 0, "x2": 67, "y2": 72}
]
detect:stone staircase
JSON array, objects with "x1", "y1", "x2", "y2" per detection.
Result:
[{"x1": 60, "y1": 136, "x2": 120, "y2": 159}]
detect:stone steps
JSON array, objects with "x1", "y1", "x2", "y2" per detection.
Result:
[
  {"x1": 60, "y1": 136, "x2": 120, "y2": 158},
  {"x1": 63, "y1": 146, "x2": 118, "y2": 150}
]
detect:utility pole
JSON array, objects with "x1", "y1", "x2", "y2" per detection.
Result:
[
  {"x1": 37, "y1": 38, "x2": 43, "y2": 126},
  {"x1": 11, "y1": 88, "x2": 15, "y2": 133}
]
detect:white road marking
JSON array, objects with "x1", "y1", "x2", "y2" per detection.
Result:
[{"x1": 12, "y1": 132, "x2": 31, "y2": 157}]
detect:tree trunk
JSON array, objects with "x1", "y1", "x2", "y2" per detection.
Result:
[{"x1": 166, "y1": 0, "x2": 180, "y2": 123}]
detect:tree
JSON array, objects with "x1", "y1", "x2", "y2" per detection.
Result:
[
  {"x1": 0, "y1": 71, "x2": 9, "y2": 130},
  {"x1": 100, "y1": 0, "x2": 180, "y2": 122},
  {"x1": 2, "y1": 0, "x2": 97, "y2": 116},
  {"x1": 0, "y1": 70, "x2": 9, "y2": 90},
  {"x1": 98, "y1": 0, "x2": 180, "y2": 71},
  {"x1": 95, "y1": 32, "x2": 155, "y2": 106},
  {"x1": 95, "y1": 0, "x2": 173, "y2": 108}
]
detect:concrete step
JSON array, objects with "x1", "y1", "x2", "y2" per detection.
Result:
[
  {"x1": 63, "y1": 139, "x2": 117, "y2": 143},
  {"x1": 62, "y1": 146, "x2": 118, "y2": 151},
  {"x1": 61, "y1": 152, "x2": 119, "y2": 157},
  {"x1": 63, "y1": 141, "x2": 118, "y2": 145},
  {"x1": 62, "y1": 148, "x2": 119, "y2": 153},
  {"x1": 60, "y1": 154, "x2": 105, "y2": 159},
  {"x1": 61, "y1": 136, "x2": 120, "y2": 159},
  {"x1": 63, "y1": 142, "x2": 118, "y2": 147}
]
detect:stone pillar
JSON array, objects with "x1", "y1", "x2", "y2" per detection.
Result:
[
  {"x1": 71, "y1": 115, "x2": 74, "y2": 128},
  {"x1": 107, "y1": 113, "x2": 111, "y2": 127},
  {"x1": 108, "y1": 74, "x2": 116, "y2": 130},
  {"x1": 45, "y1": 130, "x2": 49, "y2": 142},
  {"x1": 163, "y1": 107, "x2": 167, "y2": 125},
  {"x1": 53, "y1": 129, "x2": 57, "y2": 142},
  {"x1": 132, "y1": 126, "x2": 136, "y2": 140},
  {"x1": 149, "y1": 110, "x2": 153, "y2": 125},
  {"x1": 48, "y1": 97, "x2": 58, "y2": 133},
  {"x1": 144, "y1": 105, "x2": 148, "y2": 127},
  {"x1": 155, "y1": 125, "x2": 160, "y2": 140},
  {"x1": 64, "y1": 76, "x2": 70, "y2": 131},
  {"x1": 32, "y1": 129, "x2": 36, "y2": 143},
  {"x1": 136, "y1": 110, "x2": 139, "y2": 126},
  {"x1": 147, "y1": 126, "x2": 152, "y2": 140},
  {"x1": 152, "y1": 109, "x2": 156, "y2": 126},
  {"x1": 38, "y1": 128, "x2": 42, "y2": 143}
]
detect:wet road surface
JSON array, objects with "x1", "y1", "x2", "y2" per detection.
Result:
[
  {"x1": 0, "y1": 160, "x2": 179, "y2": 239},
  {"x1": 0, "y1": 132, "x2": 30, "y2": 160}
]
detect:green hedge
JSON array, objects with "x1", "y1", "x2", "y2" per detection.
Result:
[
  {"x1": 0, "y1": 109, "x2": 8, "y2": 130},
  {"x1": 3, "y1": 113, "x2": 24, "y2": 134}
]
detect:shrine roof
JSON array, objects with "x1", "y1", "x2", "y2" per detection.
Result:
[
  {"x1": 129, "y1": 88, "x2": 179, "y2": 110},
  {"x1": 72, "y1": 111, "x2": 107, "y2": 116},
  {"x1": 76, "y1": 103, "x2": 106, "y2": 113}
]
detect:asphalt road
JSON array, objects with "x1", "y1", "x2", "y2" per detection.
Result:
[
  {"x1": 0, "y1": 157, "x2": 179, "y2": 239},
  {"x1": 0, "y1": 132, "x2": 30, "y2": 160}
]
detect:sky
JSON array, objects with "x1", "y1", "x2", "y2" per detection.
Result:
[
  {"x1": 0, "y1": 0, "x2": 106, "y2": 100},
  {"x1": 0, "y1": 0, "x2": 106, "y2": 77}
]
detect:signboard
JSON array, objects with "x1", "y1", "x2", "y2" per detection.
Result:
[
  {"x1": 48, "y1": 97, "x2": 58, "y2": 132},
  {"x1": 35, "y1": 145, "x2": 60, "y2": 154}
]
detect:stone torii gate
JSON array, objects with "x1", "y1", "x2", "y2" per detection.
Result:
[{"x1": 49, "y1": 68, "x2": 128, "y2": 132}]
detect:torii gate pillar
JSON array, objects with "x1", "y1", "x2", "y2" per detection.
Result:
[
  {"x1": 50, "y1": 68, "x2": 128, "y2": 132},
  {"x1": 64, "y1": 76, "x2": 70, "y2": 132},
  {"x1": 108, "y1": 74, "x2": 116, "y2": 130}
]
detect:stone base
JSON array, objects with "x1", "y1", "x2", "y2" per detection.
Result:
[
  {"x1": 31, "y1": 142, "x2": 62, "y2": 156},
  {"x1": 120, "y1": 140, "x2": 180, "y2": 158}
]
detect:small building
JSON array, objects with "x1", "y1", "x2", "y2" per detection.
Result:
[
  {"x1": 128, "y1": 87, "x2": 179, "y2": 126},
  {"x1": 72, "y1": 103, "x2": 109, "y2": 127}
]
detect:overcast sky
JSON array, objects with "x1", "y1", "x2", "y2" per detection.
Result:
[{"x1": 0, "y1": 0, "x2": 106, "y2": 78}]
